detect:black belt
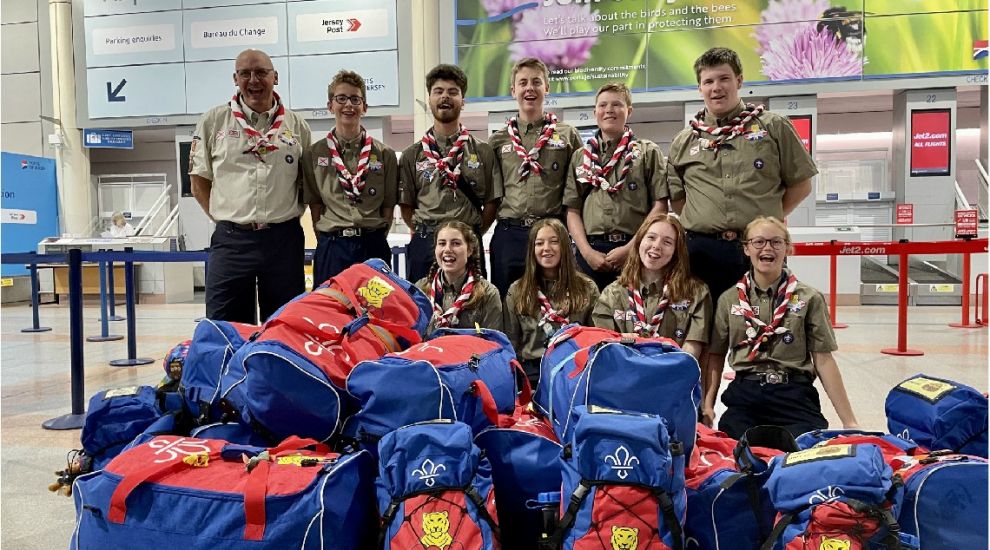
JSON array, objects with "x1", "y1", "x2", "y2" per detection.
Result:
[
  {"x1": 687, "y1": 229, "x2": 743, "y2": 242},
  {"x1": 588, "y1": 232, "x2": 631, "y2": 244},
  {"x1": 499, "y1": 216, "x2": 546, "y2": 228},
  {"x1": 738, "y1": 370, "x2": 814, "y2": 385},
  {"x1": 218, "y1": 219, "x2": 296, "y2": 231},
  {"x1": 322, "y1": 227, "x2": 385, "y2": 239},
  {"x1": 414, "y1": 222, "x2": 482, "y2": 237}
]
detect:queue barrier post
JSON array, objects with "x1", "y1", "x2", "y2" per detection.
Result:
[
  {"x1": 109, "y1": 247, "x2": 154, "y2": 367},
  {"x1": 42, "y1": 248, "x2": 86, "y2": 430},
  {"x1": 828, "y1": 249, "x2": 848, "y2": 329},
  {"x1": 21, "y1": 261, "x2": 52, "y2": 333},
  {"x1": 87, "y1": 253, "x2": 123, "y2": 342},
  {"x1": 976, "y1": 273, "x2": 989, "y2": 326},
  {"x1": 949, "y1": 251, "x2": 982, "y2": 329},
  {"x1": 106, "y1": 258, "x2": 124, "y2": 321},
  {"x1": 880, "y1": 251, "x2": 924, "y2": 356}
]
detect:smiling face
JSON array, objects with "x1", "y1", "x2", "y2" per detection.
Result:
[
  {"x1": 328, "y1": 82, "x2": 367, "y2": 131},
  {"x1": 639, "y1": 221, "x2": 678, "y2": 278},
  {"x1": 744, "y1": 221, "x2": 791, "y2": 281},
  {"x1": 595, "y1": 90, "x2": 631, "y2": 138},
  {"x1": 435, "y1": 227, "x2": 472, "y2": 280},
  {"x1": 698, "y1": 63, "x2": 743, "y2": 119},
  {"x1": 233, "y1": 50, "x2": 278, "y2": 113},
  {"x1": 429, "y1": 78, "x2": 464, "y2": 125},
  {"x1": 511, "y1": 66, "x2": 549, "y2": 119},
  {"x1": 533, "y1": 225, "x2": 562, "y2": 277}
]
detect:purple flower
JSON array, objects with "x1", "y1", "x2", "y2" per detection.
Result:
[
  {"x1": 754, "y1": 0, "x2": 831, "y2": 53},
  {"x1": 760, "y1": 25, "x2": 862, "y2": 80},
  {"x1": 509, "y1": 4, "x2": 598, "y2": 71}
]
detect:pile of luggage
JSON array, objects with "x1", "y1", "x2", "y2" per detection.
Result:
[{"x1": 53, "y1": 260, "x2": 989, "y2": 549}]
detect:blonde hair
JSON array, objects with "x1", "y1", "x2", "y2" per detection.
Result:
[
  {"x1": 111, "y1": 212, "x2": 126, "y2": 225},
  {"x1": 511, "y1": 57, "x2": 549, "y2": 85},
  {"x1": 619, "y1": 213, "x2": 703, "y2": 303},
  {"x1": 327, "y1": 70, "x2": 366, "y2": 102},
  {"x1": 744, "y1": 216, "x2": 794, "y2": 254},
  {"x1": 595, "y1": 82, "x2": 632, "y2": 107}
]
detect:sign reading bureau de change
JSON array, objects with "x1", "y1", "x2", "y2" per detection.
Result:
[{"x1": 81, "y1": 0, "x2": 400, "y2": 119}]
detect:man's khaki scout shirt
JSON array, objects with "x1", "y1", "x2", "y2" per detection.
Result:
[
  {"x1": 666, "y1": 101, "x2": 818, "y2": 233},
  {"x1": 503, "y1": 276, "x2": 600, "y2": 361},
  {"x1": 302, "y1": 134, "x2": 398, "y2": 233},
  {"x1": 709, "y1": 273, "x2": 837, "y2": 375},
  {"x1": 563, "y1": 138, "x2": 667, "y2": 235},
  {"x1": 592, "y1": 280, "x2": 712, "y2": 346},
  {"x1": 415, "y1": 274, "x2": 503, "y2": 333},
  {"x1": 489, "y1": 120, "x2": 583, "y2": 219},
  {"x1": 189, "y1": 99, "x2": 311, "y2": 224}
]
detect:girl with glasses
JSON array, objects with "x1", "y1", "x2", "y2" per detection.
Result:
[{"x1": 703, "y1": 216, "x2": 859, "y2": 438}]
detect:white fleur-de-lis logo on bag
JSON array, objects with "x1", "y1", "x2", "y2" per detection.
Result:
[
  {"x1": 808, "y1": 485, "x2": 845, "y2": 505},
  {"x1": 604, "y1": 446, "x2": 640, "y2": 480},
  {"x1": 412, "y1": 458, "x2": 446, "y2": 487},
  {"x1": 147, "y1": 437, "x2": 212, "y2": 463},
  {"x1": 897, "y1": 429, "x2": 911, "y2": 441}
]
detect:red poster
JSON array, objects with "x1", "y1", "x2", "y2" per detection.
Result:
[
  {"x1": 955, "y1": 209, "x2": 978, "y2": 237},
  {"x1": 910, "y1": 109, "x2": 951, "y2": 177},
  {"x1": 788, "y1": 115, "x2": 812, "y2": 155},
  {"x1": 896, "y1": 204, "x2": 914, "y2": 225}
]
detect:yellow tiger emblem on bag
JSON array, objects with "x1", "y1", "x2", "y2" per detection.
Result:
[
  {"x1": 357, "y1": 276, "x2": 394, "y2": 309},
  {"x1": 420, "y1": 511, "x2": 453, "y2": 549},
  {"x1": 611, "y1": 525, "x2": 639, "y2": 550},
  {"x1": 820, "y1": 537, "x2": 851, "y2": 550}
]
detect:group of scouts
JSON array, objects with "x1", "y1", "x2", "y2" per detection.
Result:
[{"x1": 188, "y1": 46, "x2": 859, "y2": 441}]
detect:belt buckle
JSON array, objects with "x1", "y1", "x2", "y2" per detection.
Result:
[
  {"x1": 342, "y1": 228, "x2": 360, "y2": 238},
  {"x1": 761, "y1": 371, "x2": 787, "y2": 385},
  {"x1": 607, "y1": 233, "x2": 625, "y2": 243},
  {"x1": 252, "y1": 222, "x2": 269, "y2": 231},
  {"x1": 720, "y1": 230, "x2": 738, "y2": 241},
  {"x1": 522, "y1": 216, "x2": 537, "y2": 227}
]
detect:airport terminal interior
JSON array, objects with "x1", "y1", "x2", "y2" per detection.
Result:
[{"x1": 1, "y1": 0, "x2": 988, "y2": 548}]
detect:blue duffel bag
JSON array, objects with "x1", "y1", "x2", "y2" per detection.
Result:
[
  {"x1": 885, "y1": 373, "x2": 988, "y2": 457},
  {"x1": 81, "y1": 385, "x2": 182, "y2": 470}
]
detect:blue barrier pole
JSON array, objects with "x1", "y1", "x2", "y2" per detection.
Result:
[
  {"x1": 106, "y1": 258, "x2": 124, "y2": 321},
  {"x1": 42, "y1": 248, "x2": 85, "y2": 430},
  {"x1": 109, "y1": 247, "x2": 153, "y2": 367},
  {"x1": 21, "y1": 262, "x2": 52, "y2": 333},
  {"x1": 88, "y1": 255, "x2": 122, "y2": 342}
]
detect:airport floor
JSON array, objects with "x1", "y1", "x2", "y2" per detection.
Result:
[{"x1": 0, "y1": 300, "x2": 987, "y2": 549}]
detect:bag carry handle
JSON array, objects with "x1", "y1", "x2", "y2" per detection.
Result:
[
  {"x1": 470, "y1": 380, "x2": 504, "y2": 428},
  {"x1": 511, "y1": 359, "x2": 533, "y2": 408},
  {"x1": 759, "y1": 499, "x2": 903, "y2": 550}
]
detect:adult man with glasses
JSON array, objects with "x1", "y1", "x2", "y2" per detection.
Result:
[
  {"x1": 666, "y1": 47, "x2": 816, "y2": 306},
  {"x1": 189, "y1": 49, "x2": 311, "y2": 323},
  {"x1": 303, "y1": 69, "x2": 397, "y2": 286},
  {"x1": 398, "y1": 64, "x2": 501, "y2": 283}
]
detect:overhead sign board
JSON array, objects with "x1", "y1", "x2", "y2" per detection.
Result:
[{"x1": 83, "y1": 129, "x2": 134, "y2": 149}]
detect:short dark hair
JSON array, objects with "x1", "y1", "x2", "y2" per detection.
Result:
[
  {"x1": 693, "y1": 47, "x2": 743, "y2": 83},
  {"x1": 426, "y1": 64, "x2": 468, "y2": 95}
]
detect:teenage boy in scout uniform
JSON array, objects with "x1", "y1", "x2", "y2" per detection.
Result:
[
  {"x1": 304, "y1": 70, "x2": 398, "y2": 286},
  {"x1": 667, "y1": 47, "x2": 815, "y2": 306},
  {"x1": 488, "y1": 57, "x2": 583, "y2": 297},
  {"x1": 399, "y1": 64, "x2": 501, "y2": 283},
  {"x1": 189, "y1": 49, "x2": 311, "y2": 324},
  {"x1": 564, "y1": 82, "x2": 668, "y2": 291}
]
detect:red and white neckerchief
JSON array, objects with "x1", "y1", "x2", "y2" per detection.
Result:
[
  {"x1": 326, "y1": 128, "x2": 374, "y2": 203},
  {"x1": 430, "y1": 270, "x2": 476, "y2": 328},
  {"x1": 536, "y1": 290, "x2": 569, "y2": 328},
  {"x1": 733, "y1": 270, "x2": 798, "y2": 360},
  {"x1": 627, "y1": 283, "x2": 670, "y2": 337},
  {"x1": 689, "y1": 103, "x2": 764, "y2": 151},
  {"x1": 421, "y1": 126, "x2": 471, "y2": 190},
  {"x1": 230, "y1": 92, "x2": 285, "y2": 162},
  {"x1": 576, "y1": 127, "x2": 636, "y2": 194},
  {"x1": 505, "y1": 113, "x2": 558, "y2": 179}
]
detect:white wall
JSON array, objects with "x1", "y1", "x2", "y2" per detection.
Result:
[{"x1": 1, "y1": 0, "x2": 52, "y2": 158}]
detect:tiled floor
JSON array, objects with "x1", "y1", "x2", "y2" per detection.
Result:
[{"x1": 1, "y1": 300, "x2": 986, "y2": 548}]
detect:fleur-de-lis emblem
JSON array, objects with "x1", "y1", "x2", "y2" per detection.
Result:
[
  {"x1": 808, "y1": 485, "x2": 845, "y2": 505},
  {"x1": 897, "y1": 429, "x2": 911, "y2": 441},
  {"x1": 412, "y1": 458, "x2": 446, "y2": 487},
  {"x1": 147, "y1": 437, "x2": 212, "y2": 464},
  {"x1": 604, "y1": 445, "x2": 640, "y2": 480}
]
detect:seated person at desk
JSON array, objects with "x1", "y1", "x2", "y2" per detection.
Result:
[
  {"x1": 106, "y1": 212, "x2": 136, "y2": 238},
  {"x1": 416, "y1": 220, "x2": 502, "y2": 333}
]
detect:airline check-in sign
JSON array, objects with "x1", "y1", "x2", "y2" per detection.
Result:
[{"x1": 82, "y1": 0, "x2": 399, "y2": 120}]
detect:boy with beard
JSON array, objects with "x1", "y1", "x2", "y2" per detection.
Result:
[{"x1": 399, "y1": 64, "x2": 501, "y2": 283}]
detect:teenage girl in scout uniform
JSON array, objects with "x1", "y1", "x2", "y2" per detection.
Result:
[
  {"x1": 416, "y1": 220, "x2": 502, "y2": 334},
  {"x1": 592, "y1": 213, "x2": 711, "y2": 362},
  {"x1": 703, "y1": 216, "x2": 859, "y2": 438},
  {"x1": 503, "y1": 218, "x2": 600, "y2": 388}
]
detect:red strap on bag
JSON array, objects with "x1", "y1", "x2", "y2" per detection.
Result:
[
  {"x1": 511, "y1": 359, "x2": 533, "y2": 408},
  {"x1": 330, "y1": 275, "x2": 424, "y2": 346},
  {"x1": 107, "y1": 449, "x2": 224, "y2": 525},
  {"x1": 470, "y1": 380, "x2": 502, "y2": 427}
]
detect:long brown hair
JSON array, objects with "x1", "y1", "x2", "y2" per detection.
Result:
[
  {"x1": 514, "y1": 218, "x2": 594, "y2": 317},
  {"x1": 618, "y1": 213, "x2": 703, "y2": 302},
  {"x1": 426, "y1": 220, "x2": 487, "y2": 309}
]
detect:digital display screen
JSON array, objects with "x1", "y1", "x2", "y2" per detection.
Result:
[
  {"x1": 910, "y1": 109, "x2": 951, "y2": 177},
  {"x1": 788, "y1": 114, "x2": 812, "y2": 155}
]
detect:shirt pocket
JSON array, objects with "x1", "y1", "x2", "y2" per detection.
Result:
[
  {"x1": 732, "y1": 135, "x2": 780, "y2": 184},
  {"x1": 357, "y1": 170, "x2": 388, "y2": 216},
  {"x1": 776, "y1": 309, "x2": 810, "y2": 362}
]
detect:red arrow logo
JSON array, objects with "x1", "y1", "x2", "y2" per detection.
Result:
[{"x1": 347, "y1": 18, "x2": 361, "y2": 32}]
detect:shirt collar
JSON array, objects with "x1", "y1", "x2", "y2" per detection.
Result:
[
  {"x1": 704, "y1": 100, "x2": 746, "y2": 127},
  {"x1": 750, "y1": 268, "x2": 791, "y2": 297},
  {"x1": 239, "y1": 96, "x2": 277, "y2": 122},
  {"x1": 442, "y1": 271, "x2": 468, "y2": 291}
]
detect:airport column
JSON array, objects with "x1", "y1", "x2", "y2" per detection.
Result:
[
  {"x1": 768, "y1": 95, "x2": 817, "y2": 227},
  {"x1": 49, "y1": 0, "x2": 93, "y2": 236}
]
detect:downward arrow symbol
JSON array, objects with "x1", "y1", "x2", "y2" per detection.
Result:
[{"x1": 107, "y1": 79, "x2": 127, "y2": 102}]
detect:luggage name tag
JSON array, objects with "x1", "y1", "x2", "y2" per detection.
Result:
[
  {"x1": 104, "y1": 386, "x2": 141, "y2": 399},
  {"x1": 895, "y1": 376, "x2": 957, "y2": 404},
  {"x1": 783, "y1": 444, "x2": 855, "y2": 467}
]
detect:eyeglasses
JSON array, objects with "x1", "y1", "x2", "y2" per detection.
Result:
[
  {"x1": 332, "y1": 94, "x2": 365, "y2": 106},
  {"x1": 235, "y1": 68, "x2": 273, "y2": 80},
  {"x1": 745, "y1": 237, "x2": 788, "y2": 250}
]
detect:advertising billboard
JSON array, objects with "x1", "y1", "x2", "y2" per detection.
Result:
[{"x1": 910, "y1": 109, "x2": 952, "y2": 177}]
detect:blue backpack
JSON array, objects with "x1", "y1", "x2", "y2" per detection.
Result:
[
  {"x1": 535, "y1": 325, "x2": 700, "y2": 457},
  {"x1": 81, "y1": 385, "x2": 184, "y2": 470},
  {"x1": 762, "y1": 443, "x2": 904, "y2": 550},
  {"x1": 885, "y1": 374, "x2": 988, "y2": 457},
  {"x1": 554, "y1": 406, "x2": 687, "y2": 550},
  {"x1": 180, "y1": 319, "x2": 257, "y2": 424},
  {"x1": 377, "y1": 421, "x2": 500, "y2": 550}
]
